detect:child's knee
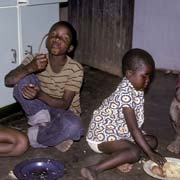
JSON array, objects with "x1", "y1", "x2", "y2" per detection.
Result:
[
  {"x1": 69, "y1": 121, "x2": 83, "y2": 133},
  {"x1": 9, "y1": 134, "x2": 29, "y2": 156},
  {"x1": 131, "y1": 146, "x2": 141, "y2": 161},
  {"x1": 66, "y1": 119, "x2": 84, "y2": 139},
  {"x1": 16, "y1": 133, "x2": 29, "y2": 154},
  {"x1": 13, "y1": 74, "x2": 39, "y2": 99},
  {"x1": 15, "y1": 74, "x2": 38, "y2": 89}
]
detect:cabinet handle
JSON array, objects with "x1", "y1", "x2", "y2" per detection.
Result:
[
  {"x1": 11, "y1": 49, "x2": 17, "y2": 64},
  {"x1": 25, "y1": 45, "x2": 33, "y2": 55}
]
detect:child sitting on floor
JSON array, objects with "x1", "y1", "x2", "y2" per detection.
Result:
[
  {"x1": 167, "y1": 73, "x2": 180, "y2": 154},
  {"x1": 4, "y1": 21, "x2": 84, "y2": 152},
  {"x1": 0, "y1": 127, "x2": 28, "y2": 156},
  {"x1": 81, "y1": 48, "x2": 166, "y2": 180}
]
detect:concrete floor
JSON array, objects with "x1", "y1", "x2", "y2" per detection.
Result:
[{"x1": 0, "y1": 66, "x2": 180, "y2": 180}]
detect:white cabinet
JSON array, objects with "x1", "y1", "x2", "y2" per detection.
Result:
[
  {"x1": 0, "y1": 0, "x2": 67, "y2": 108},
  {"x1": 19, "y1": 3, "x2": 59, "y2": 60},
  {"x1": 0, "y1": 6, "x2": 19, "y2": 107}
]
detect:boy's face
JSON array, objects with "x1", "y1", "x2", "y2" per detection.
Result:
[
  {"x1": 46, "y1": 25, "x2": 72, "y2": 56},
  {"x1": 127, "y1": 64, "x2": 153, "y2": 91}
]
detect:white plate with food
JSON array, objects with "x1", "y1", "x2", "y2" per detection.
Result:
[{"x1": 143, "y1": 157, "x2": 180, "y2": 180}]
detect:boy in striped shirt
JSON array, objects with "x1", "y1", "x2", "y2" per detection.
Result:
[{"x1": 5, "y1": 21, "x2": 84, "y2": 152}]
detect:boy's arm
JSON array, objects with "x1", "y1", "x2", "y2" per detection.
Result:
[
  {"x1": 4, "y1": 64, "x2": 31, "y2": 87},
  {"x1": 34, "y1": 63, "x2": 83, "y2": 110},
  {"x1": 4, "y1": 54, "x2": 48, "y2": 87},
  {"x1": 18, "y1": 80, "x2": 75, "y2": 110},
  {"x1": 21, "y1": 60, "x2": 83, "y2": 110},
  {"x1": 122, "y1": 107, "x2": 166, "y2": 166},
  {"x1": 36, "y1": 88, "x2": 75, "y2": 110}
]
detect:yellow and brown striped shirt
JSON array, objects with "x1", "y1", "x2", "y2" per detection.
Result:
[{"x1": 22, "y1": 54, "x2": 84, "y2": 116}]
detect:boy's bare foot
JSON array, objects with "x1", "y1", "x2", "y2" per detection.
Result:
[
  {"x1": 81, "y1": 167, "x2": 97, "y2": 180},
  {"x1": 116, "y1": 163, "x2": 133, "y2": 173},
  {"x1": 55, "y1": 139, "x2": 73, "y2": 152},
  {"x1": 167, "y1": 139, "x2": 180, "y2": 154}
]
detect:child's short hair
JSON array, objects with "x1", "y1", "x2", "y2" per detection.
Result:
[
  {"x1": 122, "y1": 48, "x2": 155, "y2": 76},
  {"x1": 49, "y1": 21, "x2": 77, "y2": 48}
]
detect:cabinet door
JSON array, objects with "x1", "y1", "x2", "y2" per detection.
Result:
[
  {"x1": 20, "y1": 3, "x2": 59, "y2": 60},
  {"x1": 0, "y1": 7, "x2": 19, "y2": 108}
]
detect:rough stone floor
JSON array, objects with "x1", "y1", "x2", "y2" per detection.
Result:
[{"x1": 0, "y1": 66, "x2": 179, "y2": 180}]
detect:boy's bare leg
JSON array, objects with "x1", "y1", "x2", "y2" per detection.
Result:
[
  {"x1": 167, "y1": 89, "x2": 180, "y2": 154},
  {"x1": 55, "y1": 139, "x2": 73, "y2": 152},
  {"x1": 0, "y1": 128, "x2": 29, "y2": 156},
  {"x1": 167, "y1": 137, "x2": 180, "y2": 154},
  {"x1": 167, "y1": 124, "x2": 180, "y2": 154},
  {"x1": 168, "y1": 107, "x2": 180, "y2": 153}
]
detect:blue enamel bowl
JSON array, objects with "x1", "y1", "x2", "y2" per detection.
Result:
[{"x1": 13, "y1": 158, "x2": 64, "y2": 180}]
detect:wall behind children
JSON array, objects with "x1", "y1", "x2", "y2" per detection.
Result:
[
  {"x1": 68, "y1": 0, "x2": 134, "y2": 77},
  {"x1": 133, "y1": 0, "x2": 180, "y2": 72},
  {"x1": 61, "y1": 0, "x2": 180, "y2": 76}
]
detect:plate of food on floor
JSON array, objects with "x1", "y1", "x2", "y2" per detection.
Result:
[{"x1": 143, "y1": 157, "x2": 180, "y2": 180}]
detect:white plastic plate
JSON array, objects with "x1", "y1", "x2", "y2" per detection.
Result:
[{"x1": 143, "y1": 157, "x2": 180, "y2": 180}]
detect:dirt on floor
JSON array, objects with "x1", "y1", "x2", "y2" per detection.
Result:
[{"x1": 0, "y1": 66, "x2": 180, "y2": 180}]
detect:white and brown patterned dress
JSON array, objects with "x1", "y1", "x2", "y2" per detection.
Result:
[{"x1": 86, "y1": 77, "x2": 144, "y2": 145}]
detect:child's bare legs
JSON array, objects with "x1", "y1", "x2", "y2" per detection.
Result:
[
  {"x1": 167, "y1": 89, "x2": 180, "y2": 154},
  {"x1": 81, "y1": 139, "x2": 140, "y2": 180},
  {"x1": 117, "y1": 135, "x2": 158, "y2": 172},
  {"x1": 0, "y1": 128, "x2": 29, "y2": 156},
  {"x1": 81, "y1": 135, "x2": 158, "y2": 180}
]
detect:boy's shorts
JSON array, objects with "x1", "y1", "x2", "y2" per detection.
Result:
[{"x1": 87, "y1": 141, "x2": 103, "y2": 153}]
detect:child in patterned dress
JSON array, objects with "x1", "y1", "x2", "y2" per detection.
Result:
[
  {"x1": 81, "y1": 48, "x2": 166, "y2": 180},
  {"x1": 4, "y1": 21, "x2": 84, "y2": 152}
]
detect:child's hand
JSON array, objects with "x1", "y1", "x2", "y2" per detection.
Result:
[
  {"x1": 21, "y1": 83, "x2": 40, "y2": 99},
  {"x1": 27, "y1": 54, "x2": 48, "y2": 73},
  {"x1": 149, "y1": 151, "x2": 167, "y2": 167}
]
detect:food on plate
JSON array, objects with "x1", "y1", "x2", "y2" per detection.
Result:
[
  {"x1": 151, "y1": 161, "x2": 180, "y2": 178},
  {"x1": 151, "y1": 165, "x2": 164, "y2": 177},
  {"x1": 162, "y1": 161, "x2": 180, "y2": 178}
]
